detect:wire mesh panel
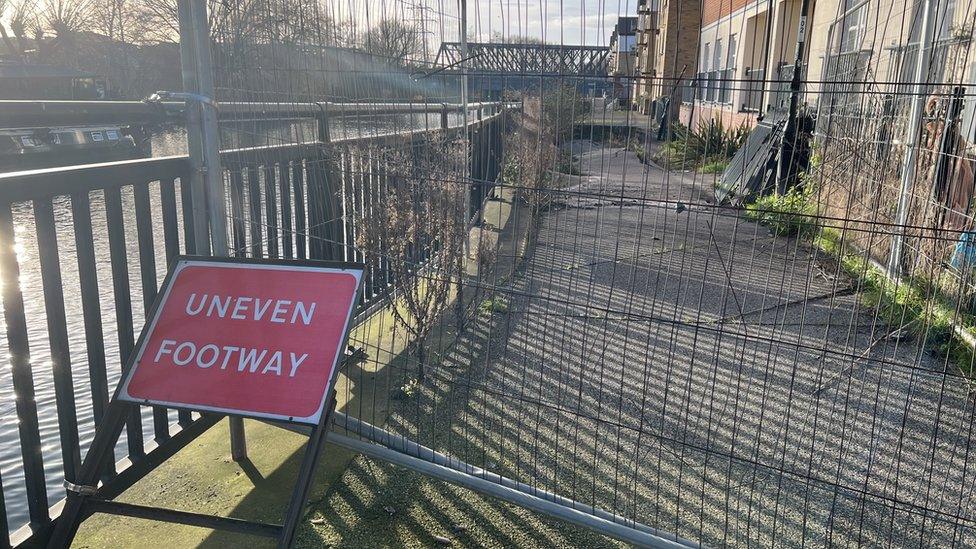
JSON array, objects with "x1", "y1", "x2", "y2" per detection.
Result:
[
  {"x1": 198, "y1": 0, "x2": 976, "y2": 546},
  {"x1": 4, "y1": 0, "x2": 976, "y2": 545}
]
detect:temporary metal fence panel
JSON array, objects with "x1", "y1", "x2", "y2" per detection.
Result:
[{"x1": 5, "y1": 0, "x2": 976, "y2": 547}]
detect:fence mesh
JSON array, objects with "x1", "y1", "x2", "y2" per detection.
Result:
[
  {"x1": 193, "y1": 0, "x2": 976, "y2": 545},
  {"x1": 148, "y1": 0, "x2": 976, "y2": 545},
  {"x1": 3, "y1": 0, "x2": 976, "y2": 546}
]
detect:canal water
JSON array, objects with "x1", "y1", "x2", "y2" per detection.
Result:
[
  {"x1": 0, "y1": 111, "x2": 467, "y2": 532},
  {"x1": 149, "y1": 112, "x2": 461, "y2": 156}
]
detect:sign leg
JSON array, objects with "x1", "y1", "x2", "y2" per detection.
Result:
[
  {"x1": 47, "y1": 401, "x2": 131, "y2": 548},
  {"x1": 277, "y1": 390, "x2": 337, "y2": 548},
  {"x1": 230, "y1": 417, "x2": 247, "y2": 461}
]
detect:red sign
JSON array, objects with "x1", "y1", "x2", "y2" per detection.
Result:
[{"x1": 119, "y1": 259, "x2": 363, "y2": 425}]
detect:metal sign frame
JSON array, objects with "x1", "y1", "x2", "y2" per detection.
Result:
[{"x1": 48, "y1": 256, "x2": 365, "y2": 549}]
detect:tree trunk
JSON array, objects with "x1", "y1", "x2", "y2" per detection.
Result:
[
  {"x1": 415, "y1": 341, "x2": 426, "y2": 382},
  {"x1": 0, "y1": 27, "x2": 23, "y2": 62},
  {"x1": 454, "y1": 251, "x2": 467, "y2": 334}
]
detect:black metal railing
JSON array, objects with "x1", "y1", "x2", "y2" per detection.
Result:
[
  {"x1": 695, "y1": 72, "x2": 707, "y2": 102},
  {"x1": 693, "y1": 70, "x2": 734, "y2": 105},
  {"x1": 681, "y1": 80, "x2": 695, "y2": 104},
  {"x1": 0, "y1": 100, "x2": 509, "y2": 547}
]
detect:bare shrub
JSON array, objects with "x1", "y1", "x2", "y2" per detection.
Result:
[
  {"x1": 356, "y1": 136, "x2": 467, "y2": 381},
  {"x1": 503, "y1": 97, "x2": 557, "y2": 218}
]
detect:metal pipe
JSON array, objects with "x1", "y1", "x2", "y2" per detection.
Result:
[
  {"x1": 176, "y1": 0, "x2": 210, "y2": 257},
  {"x1": 327, "y1": 412, "x2": 702, "y2": 548},
  {"x1": 325, "y1": 431, "x2": 699, "y2": 549},
  {"x1": 188, "y1": 0, "x2": 229, "y2": 259},
  {"x1": 177, "y1": 0, "x2": 243, "y2": 460},
  {"x1": 888, "y1": 0, "x2": 938, "y2": 276},
  {"x1": 776, "y1": 0, "x2": 814, "y2": 190},
  {"x1": 86, "y1": 499, "x2": 282, "y2": 538}
]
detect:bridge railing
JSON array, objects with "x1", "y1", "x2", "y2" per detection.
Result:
[
  {"x1": 0, "y1": 100, "x2": 509, "y2": 546},
  {"x1": 0, "y1": 99, "x2": 509, "y2": 128}
]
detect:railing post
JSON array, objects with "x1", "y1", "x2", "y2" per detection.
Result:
[
  {"x1": 177, "y1": 0, "x2": 245, "y2": 461},
  {"x1": 311, "y1": 102, "x2": 341, "y2": 261}
]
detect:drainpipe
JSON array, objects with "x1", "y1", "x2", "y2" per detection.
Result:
[
  {"x1": 888, "y1": 0, "x2": 938, "y2": 277},
  {"x1": 460, "y1": 0, "x2": 470, "y2": 188}
]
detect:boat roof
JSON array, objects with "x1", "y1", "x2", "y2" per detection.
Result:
[{"x1": 0, "y1": 63, "x2": 98, "y2": 79}]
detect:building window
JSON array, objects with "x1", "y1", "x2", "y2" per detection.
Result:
[
  {"x1": 718, "y1": 34, "x2": 737, "y2": 105},
  {"x1": 938, "y1": 0, "x2": 956, "y2": 38},
  {"x1": 727, "y1": 34, "x2": 738, "y2": 68},
  {"x1": 839, "y1": 2, "x2": 867, "y2": 53},
  {"x1": 699, "y1": 42, "x2": 711, "y2": 101},
  {"x1": 908, "y1": 0, "x2": 956, "y2": 44}
]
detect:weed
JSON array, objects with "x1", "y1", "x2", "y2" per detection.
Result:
[
  {"x1": 627, "y1": 138, "x2": 648, "y2": 164},
  {"x1": 699, "y1": 158, "x2": 729, "y2": 174},
  {"x1": 478, "y1": 296, "x2": 510, "y2": 315},
  {"x1": 814, "y1": 228, "x2": 976, "y2": 374},
  {"x1": 654, "y1": 119, "x2": 749, "y2": 170},
  {"x1": 393, "y1": 378, "x2": 421, "y2": 400},
  {"x1": 745, "y1": 185, "x2": 816, "y2": 236},
  {"x1": 556, "y1": 149, "x2": 581, "y2": 175}
]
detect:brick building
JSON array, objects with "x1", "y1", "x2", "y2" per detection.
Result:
[
  {"x1": 678, "y1": 0, "x2": 807, "y2": 129},
  {"x1": 650, "y1": 0, "x2": 702, "y2": 121},
  {"x1": 609, "y1": 17, "x2": 639, "y2": 103},
  {"x1": 632, "y1": 0, "x2": 659, "y2": 114}
]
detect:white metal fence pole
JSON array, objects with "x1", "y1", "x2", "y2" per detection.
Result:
[
  {"x1": 177, "y1": 0, "x2": 245, "y2": 460},
  {"x1": 888, "y1": 0, "x2": 937, "y2": 277}
]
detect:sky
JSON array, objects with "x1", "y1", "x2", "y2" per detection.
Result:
[
  {"x1": 469, "y1": 0, "x2": 635, "y2": 45},
  {"x1": 1, "y1": 1, "x2": 635, "y2": 48},
  {"x1": 336, "y1": 0, "x2": 635, "y2": 46}
]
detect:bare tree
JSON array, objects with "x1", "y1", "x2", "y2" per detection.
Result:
[
  {"x1": 44, "y1": 0, "x2": 93, "y2": 39},
  {"x1": 361, "y1": 19, "x2": 422, "y2": 65},
  {"x1": 12, "y1": 0, "x2": 94, "y2": 65},
  {"x1": 92, "y1": 0, "x2": 140, "y2": 43},
  {"x1": 357, "y1": 137, "x2": 468, "y2": 381},
  {"x1": 137, "y1": 0, "x2": 262, "y2": 45},
  {"x1": 0, "y1": 0, "x2": 36, "y2": 61}
]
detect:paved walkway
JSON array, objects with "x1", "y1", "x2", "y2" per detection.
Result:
[{"x1": 386, "y1": 141, "x2": 976, "y2": 547}]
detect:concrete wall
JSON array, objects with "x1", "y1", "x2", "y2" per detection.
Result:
[{"x1": 680, "y1": 102, "x2": 758, "y2": 128}]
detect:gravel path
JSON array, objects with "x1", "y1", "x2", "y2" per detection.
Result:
[
  {"x1": 328, "y1": 141, "x2": 976, "y2": 548},
  {"x1": 441, "y1": 142, "x2": 974, "y2": 546}
]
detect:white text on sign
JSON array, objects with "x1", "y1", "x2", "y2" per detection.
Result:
[{"x1": 185, "y1": 293, "x2": 317, "y2": 325}]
